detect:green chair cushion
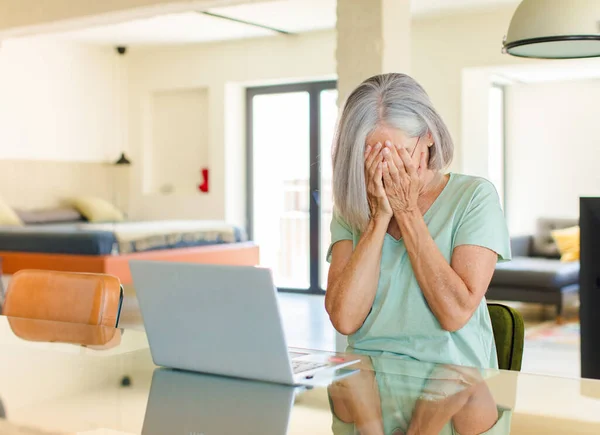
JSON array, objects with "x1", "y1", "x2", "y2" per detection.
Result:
[{"x1": 488, "y1": 303, "x2": 525, "y2": 371}]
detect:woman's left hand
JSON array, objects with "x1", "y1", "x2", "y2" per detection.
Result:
[{"x1": 381, "y1": 141, "x2": 427, "y2": 214}]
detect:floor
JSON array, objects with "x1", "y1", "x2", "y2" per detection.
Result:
[
  {"x1": 119, "y1": 290, "x2": 581, "y2": 379},
  {"x1": 518, "y1": 302, "x2": 580, "y2": 378}
]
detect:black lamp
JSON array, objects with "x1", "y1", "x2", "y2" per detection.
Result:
[{"x1": 114, "y1": 152, "x2": 132, "y2": 166}]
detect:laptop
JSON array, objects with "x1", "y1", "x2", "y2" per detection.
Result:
[
  {"x1": 142, "y1": 368, "x2": 296, "y2": 435},
  {"x1": 129, "y1": 261, "x2": 359, "y2": 385}
]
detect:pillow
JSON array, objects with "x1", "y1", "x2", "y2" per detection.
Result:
[
  {"x1": 551, "y1": 225, "x2": 580, "y2": 262},
  {"x1": 70, "y1": 197, "x2": 124, "y2": 223},
  {"x1": 532, "y1": 218, "x2": 579, "y2": 258},
  {"x1": 16, "y1": 207, "x2": 84, "y2": 225},
  {"x1": 0, "y1": 198, "x2": 23, "y2": 226}
]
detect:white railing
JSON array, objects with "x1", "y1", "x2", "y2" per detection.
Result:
[{"x1": 265, "y1": 179, "x2": 333, "y2": 289}]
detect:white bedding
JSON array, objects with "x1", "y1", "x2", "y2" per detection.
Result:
[{"x1": 76, "y1": 220, "x2": 243, "y2": 254}]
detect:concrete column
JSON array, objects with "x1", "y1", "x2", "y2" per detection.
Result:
[
  {"x1": 334, "y1": 0, "x2": 412, "y2": 353},
  {"x1": 336, "y1": 0, "x2": 412, "y2": 103}
]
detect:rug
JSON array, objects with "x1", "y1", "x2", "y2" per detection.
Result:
[{"x1": 525, "y1": 321, "x2": 580, "y2": 346}]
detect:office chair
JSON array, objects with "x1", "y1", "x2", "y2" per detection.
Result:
[{"x1": 2, "y1": 270, "x2": 123, "y2": 327}]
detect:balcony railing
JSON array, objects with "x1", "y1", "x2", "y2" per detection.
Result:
[{"x1": 261, "y1": 179, "x2": 332, "y2": 290}]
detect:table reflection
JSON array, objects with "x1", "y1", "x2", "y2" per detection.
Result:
[
  {"x1": 7, "y1": 317, "x2": 122, "y2": 349},
  {"x1": 328, "y1": 357, "x2": 511, "y2": 435},
  {"x1": 142, "y1": 368, "x2": 297, "y2": 435},
  {"x1": 1, "y1": 315, "x2": 597, "y2": 434}
]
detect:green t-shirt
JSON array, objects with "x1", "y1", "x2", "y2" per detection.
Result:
[
  {"x1": 327, "y1": 173, "x2": 511, "y2": 369},
  {"x1": 330, "y1": 358, "x2": 512, "y2": 435}
]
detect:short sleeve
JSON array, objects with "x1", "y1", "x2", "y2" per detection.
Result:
[
  {"x1": 453, "y1": 407, "x2": 512, "y2": 435},
  {"x1": 453, "y1": 180, "x2": 511, "y2": 262},
  {"x1": 326, "y1": 209, "x2": 354, "y2": 263}
]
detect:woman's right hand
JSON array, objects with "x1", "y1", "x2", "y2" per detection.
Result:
[{"x1": 365, "y1": 143, "x2": 393, "y2": 222}]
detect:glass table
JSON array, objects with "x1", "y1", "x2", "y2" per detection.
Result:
[{"x1": 0, "y1": 316, "x2": 598, "y2": 434}]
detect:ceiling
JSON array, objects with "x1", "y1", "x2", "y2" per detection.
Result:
[{"x1": 26, "y1": 0, "x2": 519, "y2": 47}]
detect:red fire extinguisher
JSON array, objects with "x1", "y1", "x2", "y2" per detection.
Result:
[{"x1": 198, "y1": 168, "x2": 209, "y2": 193}]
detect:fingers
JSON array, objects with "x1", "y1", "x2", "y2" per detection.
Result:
[
  {"x1": 397, "y1": 146, "x2": 417, "y2": 176},
  {"x1": 370, "y1": 154, "x2": 384, "y2": 179},
  {"x1": 366, "y1": 159, "x2": 384, "y2": 201},
  {"x1": 365, "y1": 142, "x2": 383, "y2": 174},
  {"x1": 382, "y1": 161, "x2": 394, "y2": 189},
  {"x1": 384, "y1": 141, "x2": 404, "y2": 170},
  {"x1": 364, "y1": 144, "x2": 375, "y2": 171},
  {"x1": 382, "y1": 146, "x2": 400, "y2": 181},
  {"x1": 374, "y1": 161, "x2": 384, "y2": 189},
  {"x1": 364, "y1": 144, "x2": 373, "y2": 163},
  {"x1": 444, "y1": 365, "x2": 483, "y2": 385}
]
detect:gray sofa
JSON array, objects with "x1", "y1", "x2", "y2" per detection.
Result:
[{"x1": 487, "y1": 218, "x2": 579, "y2": 320}]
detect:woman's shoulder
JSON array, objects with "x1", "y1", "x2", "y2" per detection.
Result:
[{"x1": 449, "y1": 173, "x2": 500, "y2": 199}]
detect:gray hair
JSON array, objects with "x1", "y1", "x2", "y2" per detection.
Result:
[{"x1": 332, "y1": 73, "x2": 454, "y2": 232}]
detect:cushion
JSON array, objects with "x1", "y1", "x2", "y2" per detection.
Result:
[
  {"x1": 71, "y1": 196, "x2": 124, "y2": 223},
  {"x1": 16, "y1": 207, "x2": 83, "y2": 225},
  {"x1": 0, "y1": 198, "x2": 22, "y2": 226},
  {"x1": 488, "y1": 304, "x2": 524, "y2": 371},
  {"x1": 551, "y1": 226, "x2": 580, "y2": 262},
  {"x1": 491, "y1": 257, "x2": 579, "y2": 291},
  {"x1": 532, "y1": 218, "x2": 578, "y2": 258},
  {"x1": 4, "y1": 270, "x2": 123, "y2": 327}
]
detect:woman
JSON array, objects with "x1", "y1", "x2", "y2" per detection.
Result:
[
  {"x1": 328, "y1": 357, "x2": 509, "y2": 435},
  {"x1": 325, "y1": 73, "x2": 510, "y2": 369}
]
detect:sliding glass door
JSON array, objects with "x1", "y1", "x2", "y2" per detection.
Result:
[{"x1": 247, "y1": 81, "x2": 337, "y2": 293}]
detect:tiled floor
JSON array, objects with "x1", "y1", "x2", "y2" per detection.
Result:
[{"x1": 119, "y1": 290, "x2": 581, "y2": 379}]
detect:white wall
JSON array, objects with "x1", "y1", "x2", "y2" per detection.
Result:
[
  {"x1": 505, "y1": 80, "x2": 600, "y2": 235},
  {"x1": 126, "y1": 30, "x2": 336, "y2": 223},
  {"x1": 125, "y1": 5, "x2": 525, "y2": 223},
  {"x1": 0, "y1": 5, "x2": 526, "y2": 220},
  {"x1": 411, "y1": 5, "x2": 524, "y2": 172},
  {"x1": 0, "y1": 38, "x2": 126, "y2": 162},
  {"x1": 149, "y1": 88, "x2": 210, "y2": 195}
]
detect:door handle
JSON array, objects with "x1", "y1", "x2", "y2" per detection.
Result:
[{"x1": 312, "y1": 190, "x2": 320, "y2": 206}]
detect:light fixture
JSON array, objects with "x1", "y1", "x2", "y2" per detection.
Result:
[
  {"x1": 114, "y1": 152, "x2": 132, "y2": 165},
  {"x1": 503, "y1": 0, "x2": 600, "y2": 59}
]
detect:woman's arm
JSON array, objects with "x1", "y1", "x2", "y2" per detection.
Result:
[
  {"x1": 451, "y1": 376, "x2": 499, "y2": 435},
  {"x1": 397, "y1": 211, "x2": 497, "y2": 332},
  {"x1": 382, "y1": 145, "x2": 498, "y2": 332},
  {"x1": 325, "y1": 217, "x2": 388, "y2": 335},
  {"x1": 408, "y1": 365, "x2": 498, "y2": 435},
  {"x1": 328, "y1": 357, "x2": 385, "y2": 435},
  {"x1": 326, "y1": 144, "x2": 393, "y2": 336}
]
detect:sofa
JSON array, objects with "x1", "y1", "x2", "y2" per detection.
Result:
[{"x1": 487, "y1": 218, "x2": 579, "y2": 321}]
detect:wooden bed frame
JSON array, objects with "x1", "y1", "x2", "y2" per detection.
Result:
[{"x1": 0, "y1": 242, "x2": 259, "y2": 285}]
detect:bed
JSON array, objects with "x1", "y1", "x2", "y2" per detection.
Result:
[{"x1": 0, "y1": 220, "x2": 259, "y2": 284}]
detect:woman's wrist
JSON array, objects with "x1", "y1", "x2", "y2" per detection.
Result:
[
  {"x1": 370, "y1": 213, "x2": 391, "y2": 231},
  {"x1": 394, "y1": 208, "x2": 420, "y2": 228}
]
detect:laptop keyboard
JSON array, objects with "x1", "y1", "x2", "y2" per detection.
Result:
[{"x1": 292, "y1": 360, "x2": 328, "y2": 374}]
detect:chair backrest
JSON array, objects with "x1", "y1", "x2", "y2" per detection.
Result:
[
  {"x1": 488, "y1": 303, "x2": 525, "y2": 371},
  {"x1": 2, "y1": 270, "x2": 123, "y2": 327}
]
